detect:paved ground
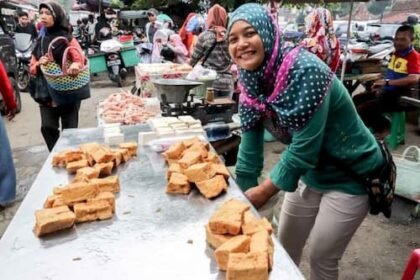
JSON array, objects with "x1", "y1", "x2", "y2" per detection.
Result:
[{"x1": 1, "y1": 73, "x2": 419, "y2": 279}]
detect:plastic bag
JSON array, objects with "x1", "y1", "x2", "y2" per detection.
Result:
[
  {"x1": 100, "y1": 39, "x2": 123, "y2": 53},
  {"x1": 186, "y1": 64, "x2": 217, "y2": 81}
]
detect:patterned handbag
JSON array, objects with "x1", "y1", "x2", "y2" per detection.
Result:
[{"x1": 40, "y1": 36, "x2": 90, "y2": 105}]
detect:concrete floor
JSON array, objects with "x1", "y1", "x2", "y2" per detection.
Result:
[{"x1": 1, "y1": 74, "x2": 420, "y2": 279}]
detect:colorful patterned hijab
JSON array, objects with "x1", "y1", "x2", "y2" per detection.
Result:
[
  {"x1": 227, "y1": 3, "x2": 334, "y2": 142},
  {"x1": 301, "y1": 8, "x2": 340, "y2": 72}
]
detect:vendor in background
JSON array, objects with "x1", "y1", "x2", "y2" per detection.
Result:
[
  {"x1": 167, "y1": 34, "x2": 189, "y2": 64},
  {"x1": 300, "y1": 7, "x2": 340, "y2": 72},
  {"x1": 228, "y1": 4, "x2": 386, "y2": 279},
  {"x1": 94, "y1": 13, "x2": 111, "y2": 42},
  {"x1": 30, "y1": 2, "x2": 85, "y2": 151},
  {"x1": 407, "y1": 14, "x2": 420, "y2": 51},
  {"x1": 190, "y1": 4, "x2": 233, "y2": 98},
  {"x1": 145, "y1": 8, "x2": 159, "y2": 44},
  {"x1": 151, "y1": 28, "x2": 174, "y2": 63},
  {"x1": 353, "y1": 25, "x2": 420, "y2": 137},
  {"x1": 0, "y1": 60, "x2": 17, "y2": 211},
  {"x1": 15, "y1": 11, "x2": 38, "y2": 40},
  {"x1": 186, "y1": 14, "x2": 206, "y2": 55},
  {"x1": 87, "y1": 14, "x2": 96, "y2": 42},
  {"x1": 179, "y1": 13, "x2": 197, "y2": 56}
]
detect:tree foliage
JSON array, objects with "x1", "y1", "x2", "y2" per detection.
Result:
[{"x1": 367, "y1": 0, "x2": 392, "y2": 16}]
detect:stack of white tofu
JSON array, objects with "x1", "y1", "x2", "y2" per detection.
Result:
[
  {"x1": 139, "y1": 116, "x2": 205, "y2": 145},
  {"x1": 103, "y1": 123, "x2": 125, "y2": 145}
]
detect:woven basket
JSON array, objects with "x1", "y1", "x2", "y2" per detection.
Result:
[{"x1": 41, "y1": 37, "x2": 90, "y2": 92}]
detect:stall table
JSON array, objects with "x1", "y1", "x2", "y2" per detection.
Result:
[
  {"x1": 343, "y1": 73, "x2": 382, "y2": 95},
  {"x1": 0, "y1": 125, "x2": 304, "y2": 280}
]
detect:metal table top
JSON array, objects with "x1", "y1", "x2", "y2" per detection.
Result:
[{"x1": 0, "y1": 125, "x2": 304, "y2": 280}]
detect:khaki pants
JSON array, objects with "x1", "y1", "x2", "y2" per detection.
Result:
[{"x1": 277, "y1": 183, "x2": 369, "y2": 280}]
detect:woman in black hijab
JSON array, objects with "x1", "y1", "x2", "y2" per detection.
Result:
[{"x1": 30, "y1": 2, "x2": 86, "y2": 151}]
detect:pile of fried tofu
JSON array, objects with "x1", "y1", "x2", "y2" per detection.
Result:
[
  {"x1": 33, "y1": 142, "x2": 137, "y2": 237},
  {"x1": 206, "y1": 199, "x2": 274, "y2": 280},
  {"x1": 162, "y1": 137, "x2": 230, "y2": 199}
]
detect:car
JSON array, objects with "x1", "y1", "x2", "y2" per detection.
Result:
[
  {"x1": 0, "y1": 18, "x2": 21, "y2": 114},
  {"x1": 373, "y1": 23, "x2": 402, "y2": 41}
]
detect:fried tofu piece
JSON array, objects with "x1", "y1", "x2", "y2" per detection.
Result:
[
  {"x1": 52, "y1": 152, "x2": 67, "y2": 167},
  {"x1": 166, "y1": 163, "x2": 183, "y2": 180},
  {"x1": 72, "y1": 175, "x2": 90, "y2": 183},
  {"x1": 250, "y1": 230, "x2": 274, "y2": 270},
  {"x1": 52, "y1": 149, "x2": 83, "y2": 167},
  {"x1": 43, "y1": 195, "x2": 61, "y2": 208},
  {"x1": 90, "y1": 176, "x2": 120, "y2": 193},
  {"x1": 214, "y1": 235, "x2": 251, "y2": 271},
  {"x1": 110, "y1": 149, "x2": 123, "y2": 167},
  {"x1": 94, "y1": 162, "x2": 114, "y2": 177},
  {"x1": 80, "y1": 142, "x2": 114, "y2": 164},
  {"x1": 66, "y1": 159, "x2": 89, "y2": 174},
  {"x1": 166, "y1": 173, "x2": 191, "y2": 194},
  {"x1": 196, "y1": 175, "x2": 228, "y2": 199},
  {"x1": 59, "y1": 182, "x2": 99, "y2": 205},
  {"x1": 75, "y1": 167, "x2": 100, "y2": 180},
  {"x1": 205, "y1": 224, "x2": 234, "y2": 249},
  {"x1": 182, "y1": 137, "x2": 202, "y2": 148},
  {"x1": 185, "y1": 142, "x2": 208, "y2": 159},
  {"x1": 209, "y1": 199, "x2": 250, "y2": 235},
  {"x1": 162, "y1": 142, "x2": 185, "y2": 160},
  {"x1": 178, "y1": 151, "x2": 202, "y2": 169},
  {"x1": 212, "y1": 163, "x2": 230, "y2": 179},
  {"x1": 114, "y1": 148, "x2": 131, "y2": 163},
  {"x1": 184, "y1": 162, "x2": 216, "y2": 183},
  {"x1": 34, "y1": 206, "x2": 76, "y2": 237},
  {"x1": 53, "y1": 185, "x2": 65, "y2": 195},
  {"x1": 119, "y1": 142, "x2": 138, "y2": 157},
  {"x1": 205, "y1": 152, "x2": 220, "y2": 164},
  {"x1": 88, "y1": 192, "x2": 116, "y2": 213},
  {"x1": 242, "y1": 211, "x2": 273, "y2": 235},
  {"x1": 73, "y1": 200, "x2": 113, "y2": 223},
  {"x1": 226, "y1": 252, "x2": 268, "y2": 280}
]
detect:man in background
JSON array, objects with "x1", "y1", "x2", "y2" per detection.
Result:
[{"x1": 15, "y1": 11, "x2": 37, "y2": 40}]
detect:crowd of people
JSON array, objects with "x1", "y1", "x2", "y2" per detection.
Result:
[{"x1": 1, "y1": 2, "x2": 419, "y2": 279}]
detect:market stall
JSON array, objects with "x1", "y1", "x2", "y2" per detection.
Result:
[{"x1": 0, "y1": 126, "x2": 304, "y2": 279}]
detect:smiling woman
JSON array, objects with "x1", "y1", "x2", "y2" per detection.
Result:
[
  {"x1": 228, "y1": 21, "x2": 264, "y2": 71},
  {"x1": 227, "y1": 3, "x2": 391, "y2": 280}
]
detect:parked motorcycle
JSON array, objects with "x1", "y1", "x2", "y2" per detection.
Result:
[
  {"x1": 92, "y1": 28, "x2": 127, "y2": 87},
  {"x1": 14, "y1": 33, "x2": 34, "y2": 92}
]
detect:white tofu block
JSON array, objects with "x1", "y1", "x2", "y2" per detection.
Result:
[
  {"x1": 164, "y1": 117, "x2": 181, "y2": 124},
  {"x1": 104, "y1": 132, "x2": 125, "y2": 145},
  {"x1": 156, "y1": 127, "x2": 174, "y2": 133},
  {"x1": 178, "y1": 116, "x2": 196, "y2": 123},
  {"x1": 104, "y1": 126, "x2": 121, "y2": 135},
  {"x1": 189, "y1": 123, "x2": 202, "y2": 129},
  {"x1": 158, "y1": 130, "x2": 176, "y2": 137},
  {"x1": 103, "y1": 123, "x2": 121, "y2": 129},
  {"x1": 170, "y1": 123, "x2": 188, "y2": 129},
  {"x1": 138, "y1": 131, "x2": 158, "y2": 146}
]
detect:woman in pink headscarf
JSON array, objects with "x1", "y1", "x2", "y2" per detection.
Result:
[
  {"x1": 301, "y1": 8, "x2": 340, "y2": 72},
  {"x1": 190, "y1": 4, "x2": 233, "y2": 97},
  {"x1": 167, "y1": 34, "x2": 188, "y2": 64}
]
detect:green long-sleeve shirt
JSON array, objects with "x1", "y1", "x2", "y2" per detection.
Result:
[{"x1": 235, "y1": 76, "x2": 384, "y2": 195}]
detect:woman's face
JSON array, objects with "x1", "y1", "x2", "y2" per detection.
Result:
[
  {"x1": 39, "y1": 8, "x2": 54, "y2": 28},
  {"x1": 228, "y1": 20, "x2": 264, "y2": 71}
]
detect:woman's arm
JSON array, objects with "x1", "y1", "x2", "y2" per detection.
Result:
[
  {"x1": 235, "y1": 125, "x2": 265, "y2": 191},
  {"x1": 189, "y1": 33, "x2": 206, "y2": 66},
  {"x1": 67, "y1": 38, "x2": 84, "y2": 66},
  {"x1": 30, "y1": 55, "x2": 39, "y2": 76},
  {"x1": 0, "y1": 62, "x2": 16, "y2": 112}
]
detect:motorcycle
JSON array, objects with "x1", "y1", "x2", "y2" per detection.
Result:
[
  {"x1": 92, "y1": 28, "x2": 127, "y2": 87},
  {"x1": 14, "y1": 33, "x2": 34, "y2": 92}
]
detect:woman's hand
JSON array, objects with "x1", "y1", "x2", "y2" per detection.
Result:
[
  {"x1": 38, "y1": 56, "x2": 50, "y2": 65},
  {"x1": 67, "y1": 63, "x2": 81, "y2": 76},
  {"x1": 245, "y1": 179, "x2": 279, "y2": 209}
]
